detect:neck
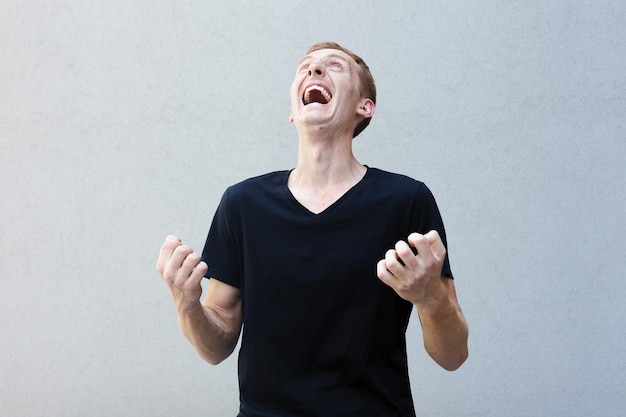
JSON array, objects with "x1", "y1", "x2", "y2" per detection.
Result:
[
  {"x1": 291, "y1": 130, "x2": 363, "y2": 186},
  {"x1": 287, "y1": 131, "x2": 366, "y2": 214}
]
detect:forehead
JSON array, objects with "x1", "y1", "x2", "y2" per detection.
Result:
[{"x1": 298, "y1": 49, "x2": 355, "y2": 66}]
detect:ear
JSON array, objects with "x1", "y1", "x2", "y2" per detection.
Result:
[{"x1": 356, "y1": 98, "x2": 375, "y2": 119}]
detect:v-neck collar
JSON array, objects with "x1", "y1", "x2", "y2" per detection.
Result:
[{"x1": 281, "y1": 166, "x2": 370, "y2": 218}]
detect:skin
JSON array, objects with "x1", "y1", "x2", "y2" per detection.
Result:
[
  {"x1": 157, "y1": 236, "x2": 241, "y2": 365},
  {"x1": 376, "y1": 231, "x2": 468, "y2": 370},
  {"x1": 156, "y1": 48, "x2": 468, "y2": 370}
]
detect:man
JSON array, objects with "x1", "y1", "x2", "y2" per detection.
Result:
[{"x1": 157, "y1": 42, "x2": 468, "y2": 416}]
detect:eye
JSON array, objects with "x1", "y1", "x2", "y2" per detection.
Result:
[
  {"x1": 298, "y1": 63, "x2": 310, "y2": 73},
  {"x1": 328, "y1": 62, "x2": 342, "y2": 70}
]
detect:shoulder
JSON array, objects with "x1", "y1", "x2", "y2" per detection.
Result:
[
  {"x1": 366, "y1": 167, "x2": 427, "y2": 193},
  {"x1": 224, "y1": 170, "x2": 289, "y2": 198},
  {"x1": 363, "y1": 167, "x2": 441, "y2": 213},
  {"x1": 217, "y1": 171, "x2": 290, "y2": 214}
]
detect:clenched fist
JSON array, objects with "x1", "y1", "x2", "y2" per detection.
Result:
[
  {"x1": 376, "y1": 230, "x2": 448, "y2": 309},
  {"x1": 156, "y1": 235, "x2": 208, "y2": 311}
]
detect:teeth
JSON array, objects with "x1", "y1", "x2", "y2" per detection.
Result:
[{"x1": 304, "y1": 85, "x2": 332, "y2": 105}]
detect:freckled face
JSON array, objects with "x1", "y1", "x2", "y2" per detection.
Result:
[{"x1": 290, "y1": 49, "x2": 364, "y2": 134}]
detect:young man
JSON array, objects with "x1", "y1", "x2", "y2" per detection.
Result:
[{"x1": 157, "y1": 42, "x2": 468, "y2": 417}]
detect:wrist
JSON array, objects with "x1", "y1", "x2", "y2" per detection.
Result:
[
  {"x1": 175, "y1": 297, "x2": 204, "y2": 317},
  {"x1": 414, "y1": 292, "x2": 455, "y2": 318}
]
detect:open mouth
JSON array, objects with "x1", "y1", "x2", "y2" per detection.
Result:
[{"x1": 303, "y1": 85, "x2": 332, "y2": 105}]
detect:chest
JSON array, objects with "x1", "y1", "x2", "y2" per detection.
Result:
[{"x1": 288, "y1": 182, "x2": 358, "y2": 215}]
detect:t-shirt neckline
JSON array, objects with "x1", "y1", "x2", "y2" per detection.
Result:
[{"x1": 282, "y1": 166, "x2": 371, "y2": 217}]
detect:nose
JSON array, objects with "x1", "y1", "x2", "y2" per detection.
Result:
[{"x1": 307, "y1": 62, "x2": 324, "y2": 77}]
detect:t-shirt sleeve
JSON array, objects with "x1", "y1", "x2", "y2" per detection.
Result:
[
  {"x1": 200, "y1": 188, "x2": 242, "y2": 288},
  {"x1": 413, "y1": 183, "x2": 454, "y2": 279}
]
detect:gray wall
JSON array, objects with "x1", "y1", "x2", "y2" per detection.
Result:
[{"x1": 2, "y1": 1, "x2": 625, "y2": 416}]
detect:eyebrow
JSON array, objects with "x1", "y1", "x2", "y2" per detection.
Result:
[{"x1": 297, "y1": 53, "x2": 351, "y2": 66}]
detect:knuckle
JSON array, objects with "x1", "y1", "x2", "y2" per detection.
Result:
[
  {"x1": 162, "y1": 263, "x2": 184, "y2": 284},
  {"x1": 426, "y1": 230, "x2": 440, "y2": 240},
  {"x1": 398, "y1": 281, "x2": 413, "y2": 296},
  {"x1": 425, "y1": 259, "x2": 436, "y2": 270},
  {"x1": 413, "y1": 234, "x2": 427, "y2": 245},
  {"x1": 394, "y1": 240, "x2": 408, "y2": 252},
  {"x1": 162, "y1": 270, "x2": 177, "y2": 284},
  {"x1": 424, "y1": 257, "x2": 440, "y2": 272},
  {"x1": 175, "y1": 245, "x2": 192, "y2": 256},
  {"x1": 165, "y1": 263, "x2": 179, "y2": 278},
  {"x1": 180, "y1": 279, "x2": 195, "y2": 291},
  {"x1": 408, "y1": 232, "x2": 422, "y2": 242},
  {"x1": 186, "y1": 252, "x2": 201, "y2": 264}
]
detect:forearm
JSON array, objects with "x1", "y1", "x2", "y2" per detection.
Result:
[
  {"x1": 417, "y1": 297, "x2": 468, "y2": 371},
  {"x1": 177, "y1": 301, "x2": 240, "y2": 365}
]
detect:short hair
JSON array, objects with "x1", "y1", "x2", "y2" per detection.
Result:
[{"x1": 306, "y1": 42, "x2": 376, "y2": 138}]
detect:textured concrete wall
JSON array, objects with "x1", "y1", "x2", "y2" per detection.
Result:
[{"x1": 2, "y1": 1, "x2": 625, "y2": 416}]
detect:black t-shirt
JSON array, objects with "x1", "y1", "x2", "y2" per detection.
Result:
[{"x1": 202, "y1": 167, "x2": 452, "y2": 417}]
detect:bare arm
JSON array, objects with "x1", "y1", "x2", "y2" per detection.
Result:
[
  {"x1": 157, "y1": 236, "x2": 242, "y2": 365},
  {"x1": 377, "y1": 231, "x2": 468, "y2": 371},
  {"x1": 414, "y1": 277, "x2": 468, "y2": 370}
]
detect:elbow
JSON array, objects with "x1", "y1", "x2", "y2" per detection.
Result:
[
  {"x1": 198, "y1": 341, "x2": 238, "y2": 366},
  {"x1": 446, "y1": 354, "x2": 468, "y2": 372},
  {"x1": 438, "y1": 347, "x2": 468, "y2": 371},
  {"x1": 204, "y1": 356, "x2": 225, "y2": 366},
  {"x1": 200, "y1": 350, "x2": 232, "y2": 366}
]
